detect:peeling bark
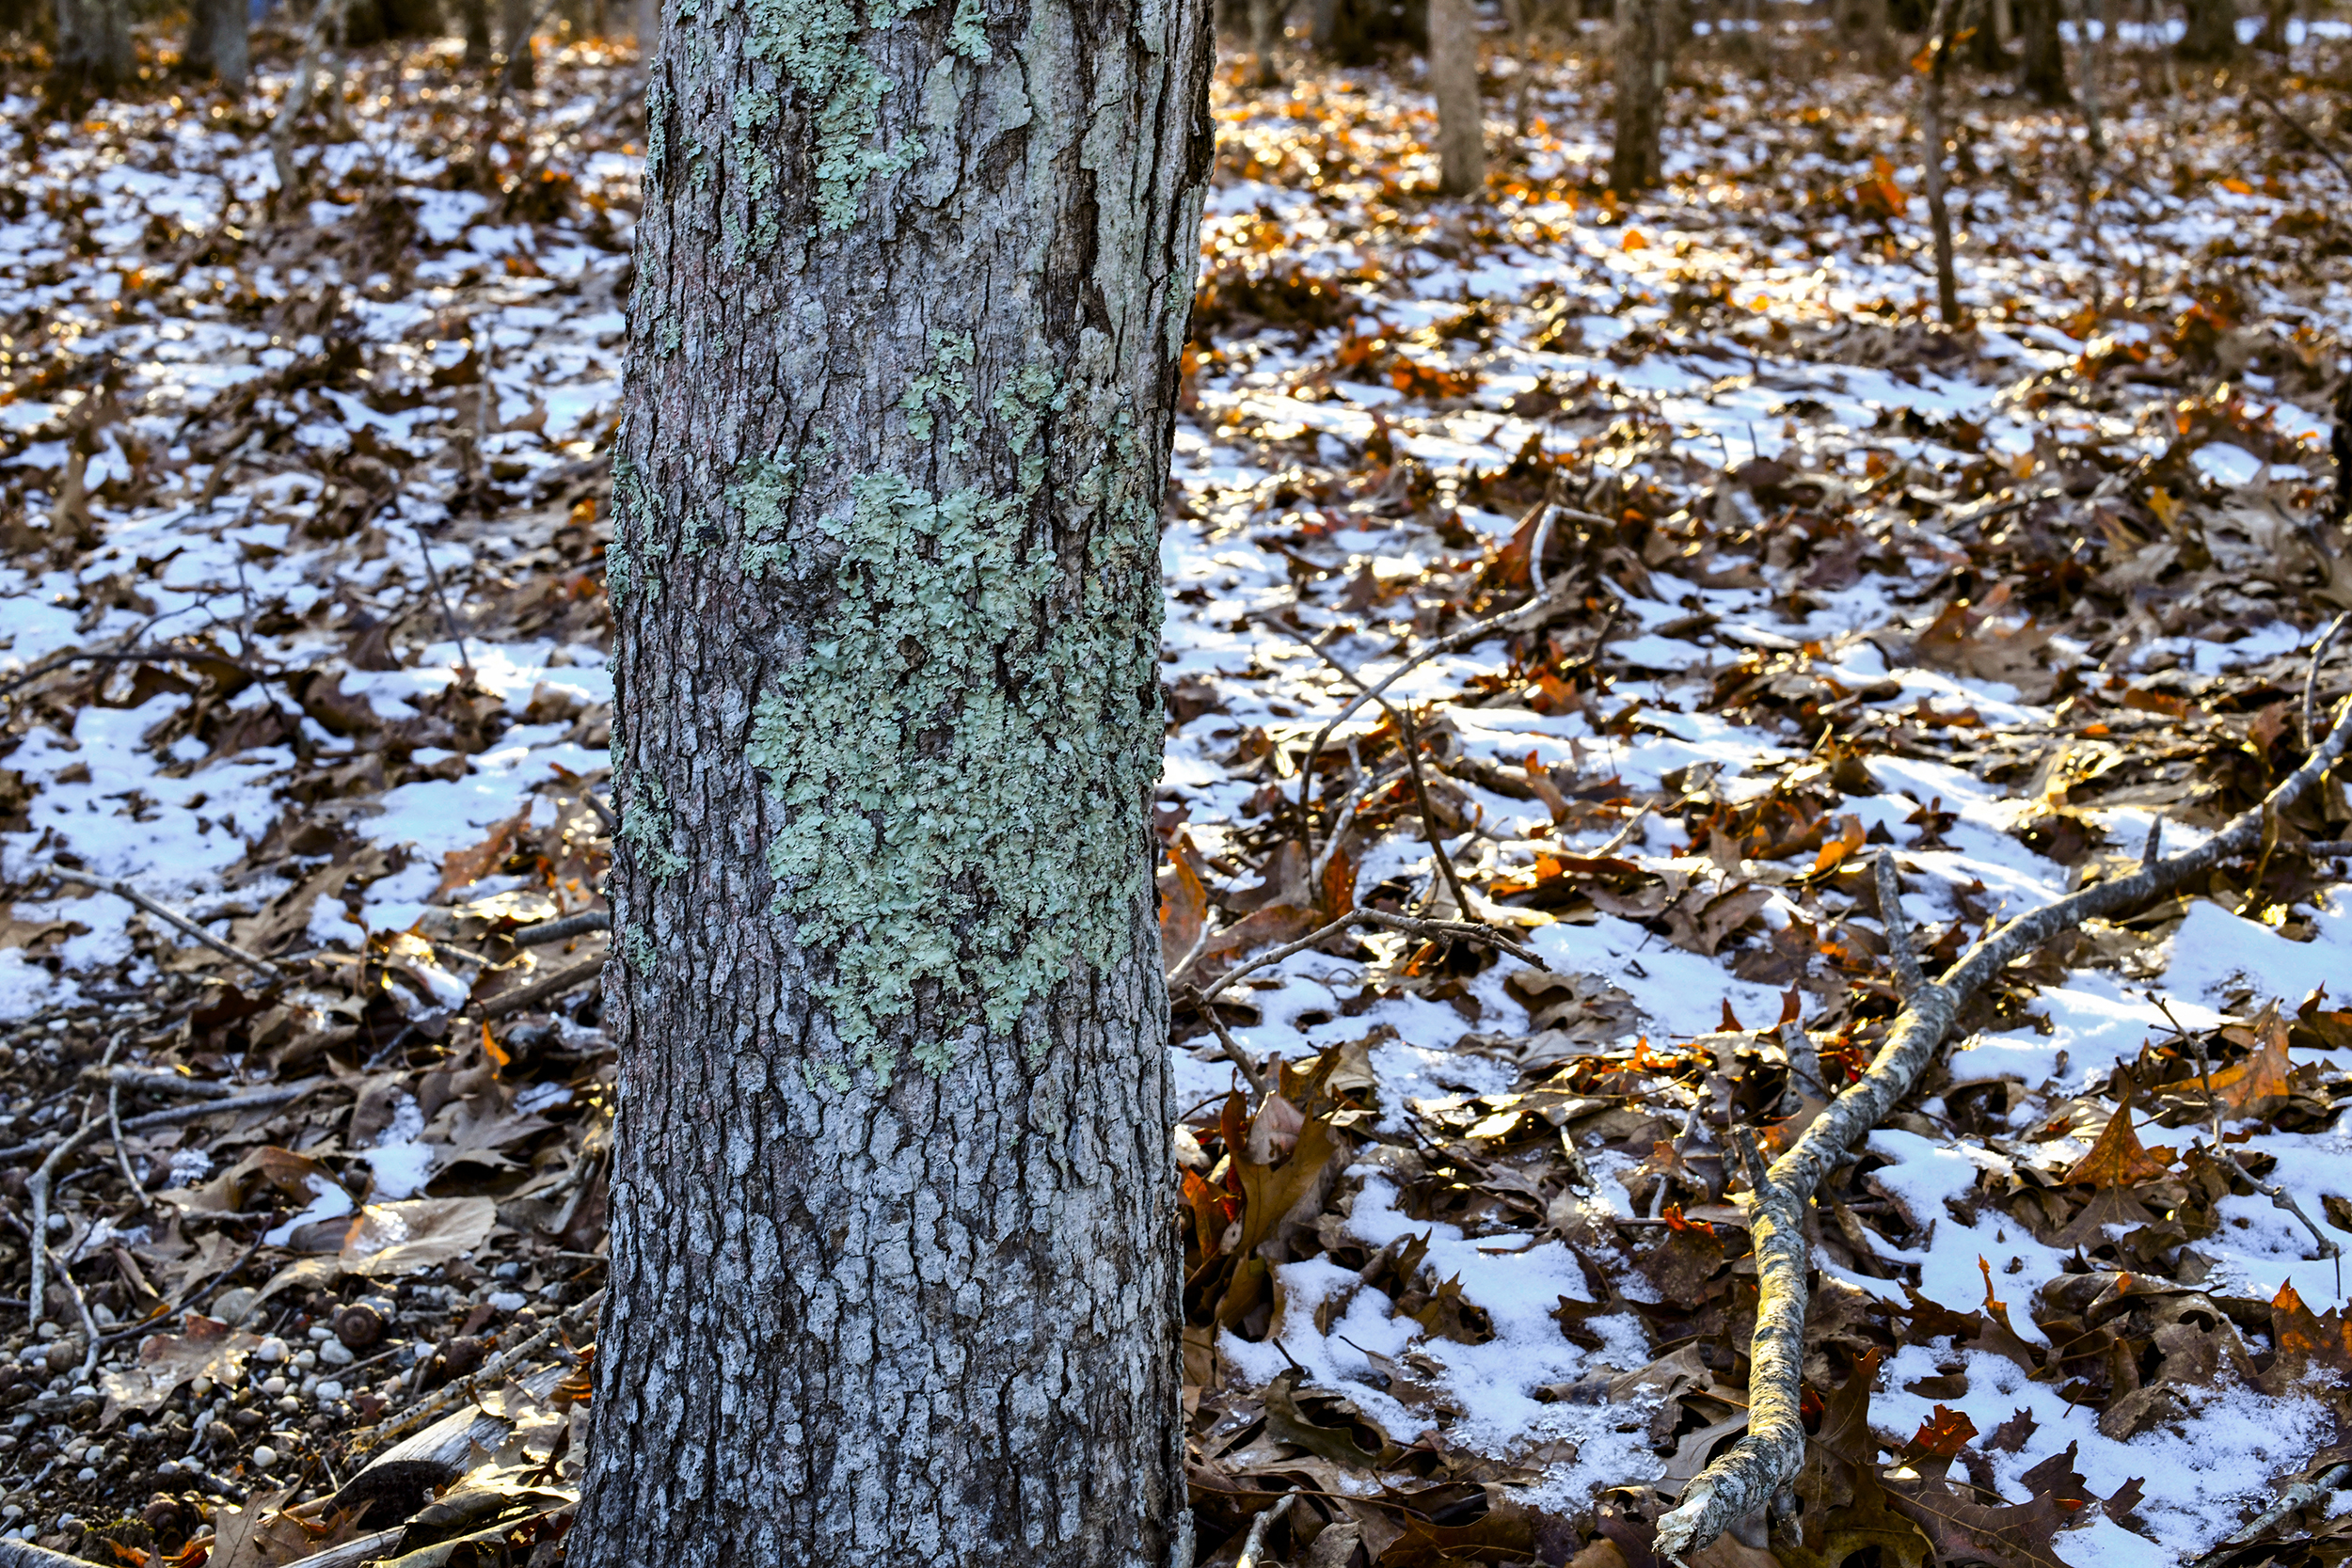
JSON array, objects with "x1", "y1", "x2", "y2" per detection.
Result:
[{"x1": 570, "y1": 0, "x2": 1215, "y2": 1560}]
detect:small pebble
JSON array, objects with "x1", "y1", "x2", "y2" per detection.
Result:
[
  {"x1": 486, "y1": 1291, "x2": 527, "y2": 1313},
  {"x1": 262, "y1": 1376, "x2": 288, "y2": 1398},
  {"x1": 317, "y1": 1340, "x2": 353, "y2": 1368},
  {"x1": 276, "y1": 1396, "x2": 300, "y2": 1417},
  {"x1": 155, "y1": 1460, "x2": 179, "y2": 1476},
  {"x1": 251, "y1": 1446, "x2": 277, "y2": 1469},
  {"x1": 73, "y1": 1468, "x2": 94, "y2": 1483},
  {"x1": 255, "y1": 1338, "x2": 289, "y2": 1365},
  {"x1": 293, "y1": 1350, "x2": 317, "y2": 1370},
  {"x1": 314, "y1": 1380, "x2": 345, "y2": 1402}
]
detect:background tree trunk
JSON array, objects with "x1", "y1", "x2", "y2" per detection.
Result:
[
  {"x1": 1921, "y1": 0, "x2": 1961, "y2": 325},
  {"x1": 568, "y1": 0, "x2": 1214, "y2": 1558},
  {"x1": 2177, "y1": 0, "x2": 2236, "y2": 55},
  {"x1": 187, "y1": 0, "x2": 250, "y2": 87},
  {"x1": 457, "y1": 0, "x2": 489, "y2": 66},
  {"x1": 498, "y1": 0, "x2": 532, "y2": 86},
  {"x1": 2254, "y1": 0, "x2": 2289, "y2": 49},
  {"x1": 54, "y1": 0, "x2": 133, "y2": 89},
  {"x1": 1610, "y1": 0, "x2": 1670, "y2": 193},
  {"x1": 1429, "y1": 0, "x2": 1485, "y2": 194},
  {"x1": 2016, "y1": 0, "x2": 2067, "y2": 101},
  {"x1": 1248, "y1": 0, "x2": 1282, "y2": 84}
]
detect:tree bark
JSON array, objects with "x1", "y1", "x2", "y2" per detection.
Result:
[
  {"x1": 1609, "y1": 0, "x2": 1670, "y2": 193},
  {"x1": 1921, "y1": 0, "x2": 1961, "y2": 325},
  {"x1": 54, "y1": 0, "x2": 132, "y2": 89},
  {"x1": 568, "y1": 0, "x2": 1213, "y2": 1560},
  {"x1": 2015, "y1": 0, "x2": 2067, "y2": 103},
  {"x1": 2254, "y1": 0, "x2": 2290, "y2": 50},
  {"x1": 498, "y1": 0, "x2": 533, "y2": 86},
  {"x1": 2177, "y1": 0, "x2": 2237, "y2": 56},
  {"x1": 457, "y1": 0, "x2": 491, "y2": 65},
  {"x1": 1429, "y1": 0, "x2": 1485, "y2": 194},
  {"x1": 187, "y1": 0, "x2": 249, "y2": 87},
  {"x1": 1248, "y1": 0, "x2": 1282, "y2": 84}
]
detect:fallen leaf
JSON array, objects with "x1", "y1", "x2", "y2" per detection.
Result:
[{"x1": 340, "y1": 1197, "x2": 500, "y2": 1277}]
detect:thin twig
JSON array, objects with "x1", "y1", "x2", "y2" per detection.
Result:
[
  {"x1": 1234, "y1": 1492, "x2": 1296, "y2": 1568},
  {"x1": 2249, "y1": 85, "x2": 2352, "y2": 188},
  {"x1": 27, "y1": 1117, "x2": 99, "y2": 1329},
  {"x1": 2303, "y1": 611, "x2": 2349, "y2": 752},
  {"x1": 0, "y1": 1081, "x2": 325, "y2": 1164},
  {"x1": 1293, "y1": 576, "x2": 1579, "y2": 860},
  {"x1": 473, "y1": 952, "x2": 604, "y2": 1019},
  {"x1": 1657, "y1": 695, "x2": 2352, "y2": 1558},
  {"x1": 1875, "y1": 851, "x2": 1922, "y2": 998},
  {"x1": 411, "y1": 524, "x2": 476, "y2": 684},
  {"x1": 354, "y1": 1288, "x2": 603, "y2": 1457},
  {"x1": 1397, "y1": 704, "x2": 1477, "y2": 922},
  {"x1": 33, "y1": 863, "x2": 281, "y2": 981},
  {"x1": 2186, "y1": 1462, "x2": 2352, "y2": 1568}
]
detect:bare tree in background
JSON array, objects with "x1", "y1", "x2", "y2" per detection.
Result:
[
  {"x1": 1921, "y1": 0, "x2": 1962, "y2": 324},
  {"x1": 1248, "y1": 0, "x2": 1284, "y2": 84},
  {"x1": 2178, "y1": 0, "x2": 2238, "y2": 56},
  {"x1": 1430, "y1": 0, "x2": 1486, "y2": 193},
  {"x1": 2016, "y1": 0, "x2": 2068, "y2": 102},
  {"x1": 500, "y1": 0, "x2": 534, "y2": 86},
  {"x1": 1610, "y1": 0, "x2": 1672, "y2": 193},
  {"x1": 55, "y1": 0, "x2": 132, "y2": 89},
  {"x1": 185, "y1": 0, "x2": 250, "y2": 87}
]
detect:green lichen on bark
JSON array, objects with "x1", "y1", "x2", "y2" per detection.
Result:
[
  {"x1": 742, "y1": 0, "x2": 927, "y2": 234},
  {"x1": 897, "y1": 331, "x2": 975, "y2": 445},
  {"x1": 729, "y1": 450, "x2": 800, "y2": 578},
  {"x1": 745, "y1": 471, "x2": 1157, "y2": 1076},
  {"x1": 621, "y1": 772, "x2": 689, "y2": 881}
]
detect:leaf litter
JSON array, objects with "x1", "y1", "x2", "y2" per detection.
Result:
[{"x1": 0, "y1": 6, "x2": 2348, "y2": 1567}]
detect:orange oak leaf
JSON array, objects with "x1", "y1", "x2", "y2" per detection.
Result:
[{"x1": 2064, "y1": 1081, "x2": 2174, "y2": 1190}]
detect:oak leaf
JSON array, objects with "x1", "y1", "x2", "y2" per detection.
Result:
[{"x1": 339, "y1": 1197, "x2": 499, "y2": 1277}]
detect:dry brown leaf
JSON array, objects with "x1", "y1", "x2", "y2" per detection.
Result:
[
  {"x1": 2062, "y1": 1082, "x2": 2174, "y2": 1190},
  {"x1": 98, "y1": 1314, "x2": 262, "y2": 1417},
  {"x1": 2209, "y1": 1005, "x2": 2294, "y2": 1114},
  {"x1": 340, "y1": 1197, "x2": 500, "y2": 1277}
]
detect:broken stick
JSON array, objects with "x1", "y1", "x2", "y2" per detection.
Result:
[{"x1": 1655, "y1": 694, "x2": 2352, "y2": 1560}]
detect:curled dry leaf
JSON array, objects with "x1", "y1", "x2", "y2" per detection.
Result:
[
  {"x1": 99, "y1": 1313, "x2": 262, "y2": 1416},
  {"x1": 340, "y1": 1196, "x2": 501, "y2": 1278}
]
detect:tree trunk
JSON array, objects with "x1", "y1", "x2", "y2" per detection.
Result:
[
  {"x1": 458, "y1": 0, "x2": 490, "y2": 66},
  {"x1": 54, "y1": 0, "x2": 132, "y2": 89},
  {"x1": 1429, "y1": 0, "x2": 1485, "y2": 194},
  {"x1": 2016, "y1": 0, "x2": 2067, "y2": 102},
  {"x1": 1248, "y1": 0, "x2": 1281, "y2": 84},
  {"x1": 1921, "y1": 0, "x2": 1961, "y2": 325},
  {"x1": 1609, "y1": 0, "x2": 1670, "y2": 193},
  {"x1": 1833, "y1": 0, "x2": 1891, "y2": 69},
  {"x1": 498, "y1": 0, "x2": 532, "y2": 86},
  {"x1": 568, "y1": 0, "x2": 1213, "y2": 1559},
  {"x1": 2177, "y1": 0, "x2": 2236, "y2": 56},
  {"x1": 189, "y1": 0, "x2": 250, "y2": 87},
  {"x1": 2253, "y1": 0, "x2": 2288, "y2": 49}
]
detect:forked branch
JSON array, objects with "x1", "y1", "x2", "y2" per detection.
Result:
[{"x1": 1655, "y1": 695, "x2": 2352, "y2": 1559}]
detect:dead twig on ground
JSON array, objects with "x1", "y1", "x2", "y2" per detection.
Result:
[
  {"x1": 33, "y1": 863, "x2": 282, "y2": 982},
  {"x1": 1656, "y1": 693, "x2": 2352, "y2": 1558}
]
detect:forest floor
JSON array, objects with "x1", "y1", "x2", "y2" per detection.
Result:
[{"x1": 0, "y1": 10, "x2": 2350, "y2": 1568}]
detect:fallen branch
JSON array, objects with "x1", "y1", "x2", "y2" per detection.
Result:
[
  {"x1": 2185, "y1": 1461, "x2": 2352, "y2": 1568},
  {"x1": 514, "y1": 910, "x2": 610, "y2": 946},
  {"x1": 352, "y1": 1288, "x2": 601, "y2": 1458},
  {"x1": 33, "y1": 863, "x2": 281, "y2": 982},
  {"x1": 473, "y1": 952, "x2": 605, "y2": 1019},
  {"x1": 0, "y1": 1081, "x2": 325, "y2": 1164},
  {"x1": 1655, "y1": 694, "x2": 2352, "y2": 1560}
]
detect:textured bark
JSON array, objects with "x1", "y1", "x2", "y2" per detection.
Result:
[
  {"x1": 1248, "y1": 0, "x2": 1282, "y2": 85},
  {"x1": 499, "y1": 0, "x2": 534, "y2": 85},
  {"x1": 53, "y1": 0, "x2": 131, "y2": 89},
  {"x1": 186, "y1": 0, "x2": 250, "y2": 87},
  {"x1": 2015, "y1": 0, "x2": 2067, "y2": 102},
  {"x1": 1428, "y1": 0, "x2": 1485, "y2": 195},
  {"x1": 458, "y1": 0, "x2": 491, "y2": 67},
  {"x1": 569, "y1": 0, "x2": 1214, "y2": 1559},
  {"x1": 2177, "y1": 0, "x2": 2237, "y2": 55},
  {"x1": 1920, "y1": 0, "x2": 1960, "y2": 324},
  {"x1": 1609, "y1": 0, "x2": 1670, "y2": 193}
]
